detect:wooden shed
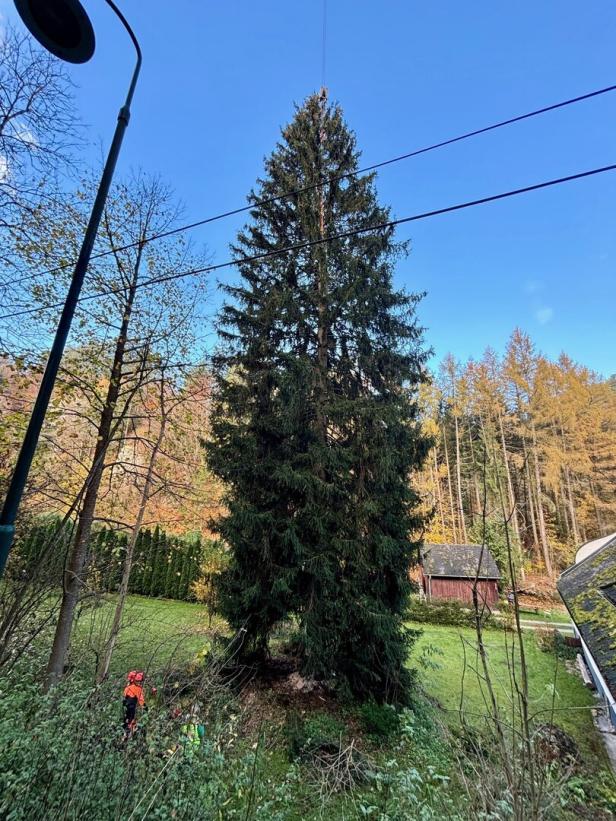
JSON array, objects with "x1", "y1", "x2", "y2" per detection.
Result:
[{"x1": 420, "y1": 543, "x2": 501, "y2": 606}]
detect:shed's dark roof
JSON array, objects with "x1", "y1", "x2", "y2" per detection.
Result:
[
  {"x1": 557, "y1": 534, "x2": 616, "y2": 701},
  {"x1": 420, "y1": 543, "x2": 500, "y2": 579}
]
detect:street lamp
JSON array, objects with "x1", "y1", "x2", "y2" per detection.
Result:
[{"x1": 0, "y1": 0, "x2": 142, "y2": 577}]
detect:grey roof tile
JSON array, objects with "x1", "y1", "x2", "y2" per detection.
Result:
[
  {"x1": 557, "y1": 534, "x2": 616, "y2": 701},
  {"x1": 420, "y1": 543, "x2": 500, "y2": 579}
]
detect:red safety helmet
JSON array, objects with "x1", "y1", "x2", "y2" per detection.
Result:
[{"x1": 127, "y1": 670, "x2": 144, "y2": 684}]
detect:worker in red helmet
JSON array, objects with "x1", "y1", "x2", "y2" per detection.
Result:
[{"x1": 122, "y1": 670, "x2": 146, "y2": 741}]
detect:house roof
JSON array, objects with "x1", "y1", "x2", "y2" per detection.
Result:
[
  {"x1": 575, "y1": 532, "x2": 616, "y2": 565},
  {"x1": 420, "y1": 543, "x2": 500, "y2": 580},
  {"x1": 557, "y1": 534, "x2": 616, "y2": 701}
]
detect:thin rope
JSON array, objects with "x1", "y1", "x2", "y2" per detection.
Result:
[{"x1": 321, "y1": 0, "x2": 327, "y2": 89}]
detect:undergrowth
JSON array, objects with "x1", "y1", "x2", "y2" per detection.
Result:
[{"x1": 0, "y1": 623, "x2": 613, "y2": 820}]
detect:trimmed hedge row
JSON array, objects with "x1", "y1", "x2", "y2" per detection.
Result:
[
  {"x1": 407, "y1": 596, "x2": 503, "y2": 629},
  {"x1": 16, "y1": 518, "x2": 203, "y2": 601}
]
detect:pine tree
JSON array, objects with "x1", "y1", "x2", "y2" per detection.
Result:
[{"x1": 207, "y1": 93, "x2": 430, "y2": 702}]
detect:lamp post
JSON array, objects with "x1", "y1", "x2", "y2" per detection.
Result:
[{"x1": 0, "y1": 0, "x2": 142, "y2": 577}]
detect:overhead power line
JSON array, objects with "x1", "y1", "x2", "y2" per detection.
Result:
[
  {"x1": 1, "y1": 161, "x2": 614, "y2": 323},
  {"x1": 3, "y1": 81, "x2": 615, "y2": 289}
]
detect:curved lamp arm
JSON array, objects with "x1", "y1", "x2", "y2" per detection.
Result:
[
  {"x1": 105, "y1": 0, "x2": 142, "y2": 112},
  {"x1": 0, "y1": 1, "x2": 142, "y2": 577}
]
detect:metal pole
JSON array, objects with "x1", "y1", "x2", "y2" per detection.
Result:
[{"x1": 0, "y1": 2, "x2": 141, "y2": 577}]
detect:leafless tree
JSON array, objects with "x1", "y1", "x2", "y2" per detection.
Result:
[
  {"x1": 22, "y1": 172, "x2": 209, "y2": 688},
  {"x1": 0, "y1": 23, "x2": 80, "y2": 241}
]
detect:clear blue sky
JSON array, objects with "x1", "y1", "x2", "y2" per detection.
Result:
[{"x1": 3, "y1": 0, "x2": 616, "y2": 375}]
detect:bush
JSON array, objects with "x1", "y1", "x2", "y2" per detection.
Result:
[
  {"x1": 358, "y1": 701, "x2": 400, "y2": 739},
  {"x1": 303, "y1": 712, "x2": 346, "y2": 745},
  {"x1": 535, "y1": 626, "x2": 579, "y2": 660},
  {"x1": 284, "y1": 710, "x2": 346, "y2": 760},
  {"x1": 0, "y1": 652, "x2": 298, "y2": 820},
  {"x1": 190, "y1": 539, "x2": 228, "y2": 619},
  {"x1": 407, "y1": 597, "x2": 502, "y2": 629}
]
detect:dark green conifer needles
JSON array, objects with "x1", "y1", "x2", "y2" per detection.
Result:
[{"x1": 206, "y1": 94, "x2": 430, "y2": 703}]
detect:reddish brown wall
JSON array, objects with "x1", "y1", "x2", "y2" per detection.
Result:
[{"x1": 421, "y1": 572, "x2": 499, "y2": 605}]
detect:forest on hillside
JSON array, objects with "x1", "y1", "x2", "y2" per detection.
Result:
[
  {"x1": 3, "y1": 326, "x2": 615, "y2": 581},
  {"x1": 419, "y1": 330, "x2": 616, "y2": 577}
]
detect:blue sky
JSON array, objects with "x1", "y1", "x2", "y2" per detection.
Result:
[{"x1": 3, "y1": 0, "x2": 616, "y2": 375}]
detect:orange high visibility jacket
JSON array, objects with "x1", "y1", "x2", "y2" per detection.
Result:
[{"x1": 123, "y1": 683, "x2": 145, "y2": 706}]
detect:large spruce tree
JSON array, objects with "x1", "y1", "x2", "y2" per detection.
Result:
[{"x1": 207, "y1": 93, "x2": 430, "y2": 702}]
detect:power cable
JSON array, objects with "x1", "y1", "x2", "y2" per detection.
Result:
[
  {"x1": 1, "y1": 161, "x2": 614, "y2": 323},
  {"x1": 2, "y1": 81, "x2": 615, "y2": 289}
]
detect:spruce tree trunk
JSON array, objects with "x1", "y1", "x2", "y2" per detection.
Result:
[
  {"x1": 45, "y1": 279, "x2": 138, "y2": 688},
  {"x1": 96, "y1": 412, "x2": 167, "y2": 683},
  {"x1": 315, "y1": 93, "x2": 329, "y2": 457}
]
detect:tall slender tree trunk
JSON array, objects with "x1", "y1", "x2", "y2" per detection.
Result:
[
  {"x1": 493, "y1": 416, "x2": 525, "y2": 583},
  {"x1": 557, "y1": 424, "x2": 581, "y2": 545},
  {"x1": 557, "y1": 478, "x2": 570, "y2": 539},
  {"x1": 589, "y1": 478, "x2": 605, "y2": 535},
  {"x1": 305, "y1": 89, "x2": 330, "y2": 633},
  {"x1": 498, "y1": 415, "x2": 521, "y2": 545},
  {"x1": 522, "y1": 436, "x2": 539, "y2": 549},
  {"x1": 466, "y1": 425, "x2": 481, "y2": 524},
  {"x1": 442, "y1": 431, "x2": 457, "y2": 543},
  {"x1": 96, "y1": 409, "x2": 167, "y2": 682},
  {"x1": 314, "y1": 88, "x2": 329, "y2": 456},
  {"x1": 564, "y1": 466, "x2": 580, "y2": 544},
  {"x1": 454, "y1": 415, "x2": 467, "y2": 542},
  {"x1": 431, "y1": 450, "x2": 446, "y2": 536},
  {"x1": 531, "y1": 423, "x2": 552, "y2": 575},
  {"x1": 45, "y1": 268, "x2": 140, "y2": 688}
]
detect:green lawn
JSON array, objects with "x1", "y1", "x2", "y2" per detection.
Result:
[
  {"x1": 409, "y1": 622, "x2": 605, "y2": 765},
  {"x1": 73, "y1": 595, "x2": 217, "y2": 676},
  {"x1": 517, "y1": 607, "x2": 571, "y2": 624},
  {"x1": 74, "y1": 596, "x2": 605, "y2": 769}
]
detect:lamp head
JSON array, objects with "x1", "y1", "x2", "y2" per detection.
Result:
[{"x1": 13, "y1": 0, "x2": 95, "y2": 64}]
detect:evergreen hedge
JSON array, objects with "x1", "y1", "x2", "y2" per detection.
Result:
[{"x1": 16, "y1": 517, "x2": 203, "y2": 601}]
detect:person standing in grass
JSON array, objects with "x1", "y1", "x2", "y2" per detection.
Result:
[{"x1": 122, "y1": 670, "x2": 146, "y2": 741}]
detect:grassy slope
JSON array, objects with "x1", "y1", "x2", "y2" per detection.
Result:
[
  {"x1": 409, "y1": 622, "x2": 606, "y2": 766},
  {"x1": 73, "y1": 595, "x2": 217, "y2": 676},
  {"x1": 76, "y1": 596, "x2": 605, "y2": 768}
]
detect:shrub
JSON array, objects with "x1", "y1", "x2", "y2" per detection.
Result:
[
  {"x1": 284, "y1": 710, "x2": 347, "y2": 760},
  {"x1": 0, "y1": 652, "x2": 298, "y2": 820},
  {"x1": 190, "y1": 539, "x2": 228, "y2": 619},
  {"x1": 284, "y1": 710, "x2": 307, "y2": 760},
  {"x1": 535, "y1": 626, "x2": 578, "y2": 660},
  {"x1": 358, "y1": 701, "x2": 400, "y2": 739},
  {"x1": 303, "y1": 712, "x2": 346, "y2": 745},
  {"x1": 407, "y1": 597, "x2": 502, "y2": 629}
]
